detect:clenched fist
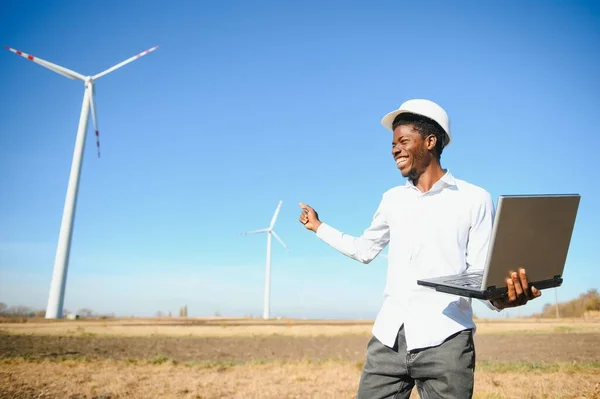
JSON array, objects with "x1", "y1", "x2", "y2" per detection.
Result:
[{"x1": 299, "y1": 203, "x2": 322, "y2": 232}]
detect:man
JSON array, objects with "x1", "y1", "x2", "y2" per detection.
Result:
[{"x1": 298, "y1": 99, "x2": 541, "y2": 398}]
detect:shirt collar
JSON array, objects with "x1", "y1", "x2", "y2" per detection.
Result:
[{"x1": 404, "y1": 169, "x2": 457, "y2": 193}]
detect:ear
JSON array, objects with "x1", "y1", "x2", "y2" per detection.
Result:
[{"x1": 425, "y1": 134, "x2": 437, "y2": 151}]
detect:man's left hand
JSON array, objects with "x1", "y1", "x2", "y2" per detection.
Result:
[{"x1": 491, "y1": 268, "x2": 542, "y2": 310}]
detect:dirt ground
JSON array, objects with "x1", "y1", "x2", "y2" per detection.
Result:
[
  {"x1": 2, "y1": 317, "x2": 598, "y2": 337},
  {"x1": 2, "y1": 359, "x2": 599, "y2": 399},
  {"x1": 1, "y1": 331, "x2": 599, "y2": 363},
  {"x1": 1, "y1": 319, "x2": 599, "y2": 398}
]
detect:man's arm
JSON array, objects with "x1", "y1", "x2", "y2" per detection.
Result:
[
  {"x1": 465, "y1": 191, "x2": 502, "y2": 312},
  {"x1": 299, "y1": 196, "x2": 389, "y2": 264}
]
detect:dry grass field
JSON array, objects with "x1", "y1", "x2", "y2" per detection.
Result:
[{"x1": 1, "y1": 317, "x2": 599, "y2": 398}]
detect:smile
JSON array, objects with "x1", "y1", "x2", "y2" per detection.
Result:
[{"x1": 396, "y1": 157, "x2": 409, "y2": 167}]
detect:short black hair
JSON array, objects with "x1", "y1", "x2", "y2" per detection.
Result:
[{"x1": 392, "y1": 112, "x2": 447, "y2": 160}]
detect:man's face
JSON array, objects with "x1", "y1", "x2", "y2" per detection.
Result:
[{"x1": 391, "y1": 124, "x2": 435, "y2": 180}]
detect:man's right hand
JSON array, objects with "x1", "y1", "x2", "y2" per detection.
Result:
[{"x1": 299, "y1": 203, "x2": 322, "y2": 232}]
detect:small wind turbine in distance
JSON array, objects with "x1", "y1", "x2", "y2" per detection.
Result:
[
  {"x1": 241, "y1": 200, "x2": 289, "y2": 320},
  {"x1": 4, "y1": 45, "x2": 159, "y2": 319}
]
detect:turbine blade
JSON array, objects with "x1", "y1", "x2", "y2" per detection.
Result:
[
  {"x1": 89, "y1": 84, "x2": 100, "y2": 158},
  {"x1": 269, "y1": 200, "x2": 283, "y2": 230},
  {"x1": 4, "y1": 46, "x2": 85, "y2": 81},
  {"x1": 92, "y1": 45, "x2": 159, "y2": 80},
  {"x1": 271, "y1": 231, "x2": 289, "y2": 251},
  {"x1": 241, "y1": 228, "x2": 268, "y2": 235}
]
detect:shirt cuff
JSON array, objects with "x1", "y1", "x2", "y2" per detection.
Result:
[
  {"x1": 483, "y1": 299, "x2": 502, "y2": 312},
  {"x1": 315, "y1": 222, "x2": 337, "y2": 244}
]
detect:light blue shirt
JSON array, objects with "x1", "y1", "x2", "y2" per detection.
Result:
[{"x1": 316, "y1": 170, "x2": 500, "y2": 351}]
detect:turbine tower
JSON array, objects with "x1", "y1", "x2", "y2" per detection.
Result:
[
  {"x1": 4, "y1": 45, "x2": 159, "y2": 319},
  {"x1": 242, "y1": 200, "x2": 289, "y2": 320}
]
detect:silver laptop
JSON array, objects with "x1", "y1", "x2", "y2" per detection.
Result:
[{"x1": 417, "y1": 194, "x2": 581, "y2": 300}]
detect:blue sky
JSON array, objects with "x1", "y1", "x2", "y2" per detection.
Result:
[{"x1": 0, "y1": 0, "x2": 598, "y2": 319}]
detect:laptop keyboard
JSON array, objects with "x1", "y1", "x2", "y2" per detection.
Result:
[{"x1": 444, "y1": 275, "x2": 482, "y2": 288}]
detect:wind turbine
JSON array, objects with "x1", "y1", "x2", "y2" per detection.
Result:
[
  {"x1": 4, "y1": 45, "x2": 159, "y2": 319},
  {"x1": 242, "y1": 200, "x2": 289, "y2": 320}
]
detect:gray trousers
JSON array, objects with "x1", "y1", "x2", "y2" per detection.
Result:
[{"x1": 357, "y1": 327, "x2": 476, "y2": 399}]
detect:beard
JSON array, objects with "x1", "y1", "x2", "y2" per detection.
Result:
[
  {"x1": 407, "y1": 167, "x2": 420, "y2": 181},
  {"x1": 405, "y1": 147, "x2": 431, "y2": 182}
]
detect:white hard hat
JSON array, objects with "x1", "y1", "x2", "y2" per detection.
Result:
[{"x1": 381, "y1": 99, "x2": 451, "y2": 147}]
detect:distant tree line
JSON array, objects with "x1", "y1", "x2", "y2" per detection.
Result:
[
  {"x1": 179, "y1": 305, "x2": 188, "y2": 317},
  {"x1": 4, "y1": 290, "x2": 598, "y2": 321},
  {"x1": 155, "y1": 306, "x2": 188, "y2": 318},
  {"x1": 0, "y1": 302, "x2": 45, "y2": 318},
  {"x1": 534, "y1": 289, "x2": 600, "y2": 318},
  {"x1": 0, "y1": 302, "x2": 114, "y2": 321}
]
